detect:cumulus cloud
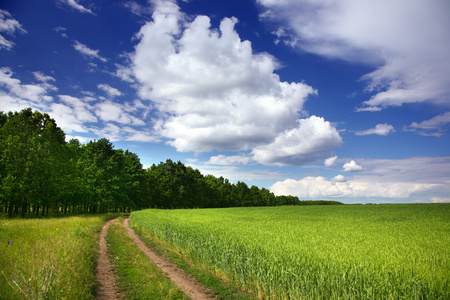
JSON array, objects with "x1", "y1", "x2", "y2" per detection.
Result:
[
  {"x1": 258, "y1": 0, "x2": 450, "y2": 111},
  {"x1": 331, "y1": 175, "x2": 346, "y2": 182},
  {"x1": 97, "y1": 83, "x2": 122, "y2": 98},
  {"x1": 343, "y1": 160, "x2": 363, "y2": 172},
  {"x1": 324, "y1": 155, "x2": 338, "y2": 167},
  {"x1": 271, "y1": 156, "x2": 450, "y2": 201},
  {"x1": 73, "y1": 40, "x2": 107, "y2": 62},
  {"x1": 251, "y1": 116, "x2": 342, "y2": 166},
  {"x1": 0, "y1": 9, "x2": 26, "y2": 50},
  {"x1": 126, "y1": 1, "x2": 340, "y2": 165},
  {"x1": 408, "y1": 112, "x2": 450, "y2": 137},
  {"x1": 355, "y1": 123, "x2": 395, "y2": 136}
]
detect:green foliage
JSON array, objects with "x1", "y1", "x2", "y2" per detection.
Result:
[
  {"x1": 0, "y1": 108, "x2": 68, "y2": 217},
  {"x1": 132, "y1": 204, "x2": 450, "y2": 299}
]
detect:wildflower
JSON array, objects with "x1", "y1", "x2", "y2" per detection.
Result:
[{"x1": 7, "y1": 239, "x2": 13, "y2": 245}]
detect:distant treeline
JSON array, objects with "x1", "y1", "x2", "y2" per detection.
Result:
[{"x1": 0, "y1": 108, "x2": 342, "y2": 217}]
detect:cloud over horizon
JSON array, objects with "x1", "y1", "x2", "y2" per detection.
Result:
[{"x1": 271, "y1": 156, "x2": 450, "y2": 202}]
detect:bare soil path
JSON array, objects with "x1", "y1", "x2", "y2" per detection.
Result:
[
  {"x1": 123, "y1": 218, "x2": 216, "y2": 300},
  {"x1": 95, "y1": 218, "x2": 120, "y2": 299}
]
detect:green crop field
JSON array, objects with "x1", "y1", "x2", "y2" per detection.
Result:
[{"x1": 131, "y1": 204, "x2": 450, "y2": 299}]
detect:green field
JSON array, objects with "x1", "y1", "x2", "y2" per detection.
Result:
[
  {"x1": 131, "y1": 204, "x2": 450, "y2": 299},
  {"x1": 0, "y1": 214, "x2": 120, "y2": 299}
]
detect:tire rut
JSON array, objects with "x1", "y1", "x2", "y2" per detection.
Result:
[
  {"x1": 123, "y1": 218, "x2": 216, "y2": 300},
  {"x1": 95, "y1": 218, "x2": 120, "y2": 299}
]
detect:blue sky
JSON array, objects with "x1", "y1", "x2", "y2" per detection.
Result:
[{"x1": 1, "y1": 0, "x2": 449, "y2": 204}]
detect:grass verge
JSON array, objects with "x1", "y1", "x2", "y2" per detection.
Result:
[
  {"x1": 0, "y1": 213, "x2": 122, "y2": 299},
  {"x1": 129, "y1": 218, "x2": 256, "y2": 300},
  {"x1": 106, "y1": 217, "x2": 189, "y2": 299}
]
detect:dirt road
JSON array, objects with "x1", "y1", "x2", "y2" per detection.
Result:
[
  {"x1": 95, "y1": 218, "x2": 215, "y2": 300},
  {"x1": 95, "y1": 219, "x2": 120, "y2": 299}
]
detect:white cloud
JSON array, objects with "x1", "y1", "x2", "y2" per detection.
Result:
[
  {"x1": 343, "y1": 160, "x2": 363, "y2": 172},
  {"x1": 0, "y1": 67, "x2": 54, "y2": 103},
  {"x1": 258, "y1": 0, "x2": 450, "y2": 110},
  {"x1": 324, "y1": 155, "x2": 338, "y2": 167},
  {"x1": 123, "y1": 129, "x2": 159, "y2": 142},
  {"x1": 431, "y1": 197, "x2": 450, "y2": 203},
  {"x1": 33, "y1": 71, "x2": 56, "y2": 83},
  {"x1": 207, "y1": 117, "x2": 342, "y2": 166},
  {"x1": 0, "y1": 67, "x2": 154, "y2": 143},
  {"x1": 49, "y1": 102, "x2": 90, "y2": 133},
  {"x1": 271, "y1": 156, "x2": 450, "y2": 201},
  {"x1": 271, "y1": 176, "x2": 437, "y2": 200},
  {"x1": 128, "y1": 2, "x2": 340, "y2": 166},
  {"x1": 0, "y1": 68, "x2": 59, "y2": 116},
  {"x1": 51, "y1": 95, "x2": 97, "y2": 133},
  {"x1": 73, "y1": 40, "x2": 107, "y2": 62},
  {"x1": 97, "y1": 83, "x2": 122, "y2": 97},
  {"x1": 58, "y1": 95, "x2": 97, "y2": 122},
  {"x1": 0, "y1": 9, "x2": 26, "y2": 50},
  {"x1": 0, "y1": 9, "x2": 26, "y2": 34},
  {"x1": 331, "y1": 175, "x2": 346, "y2": 182},
  {"x1": 63, "y1": 0, "x2": 94, "y2": 15},
  {"x1": 54, "y1": 26, "x2": 68, "y2": 38},
  {"x1": 124, "y1": 1, "x2": 152, "y2": 16},
  {"x1": 95, "y1": 100, "x2": 145, "y2": 126},
  {"x1": 251, "y1": 116, "x2": 342, "y2": 166},
  {"x1": 0, "y1": 35, "x2": 13, "y2": 50},
  {"x1": 65, "y1": 135, "x2": 91, "y2": 143},
  {"x1": 208, "y1": 154, "x2": 252, "y2": 165},
  {"x1": 355, "y1": 123, "x2": 395, "y2": 136},
  {"x1": 408, "y1": 112, "x2": 450, "y2": 137}
]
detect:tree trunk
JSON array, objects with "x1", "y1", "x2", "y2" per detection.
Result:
[
  {"x1": 8, "y1": 204, "x2": 13, "y2": 218},
  {"x1": 20, "y1": 203, "x2": 27, "y2": 218}
]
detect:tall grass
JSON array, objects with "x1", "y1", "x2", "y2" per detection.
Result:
[
  {"x1": 0, "y1": 214, "x2": 119, "y2": 299},
  {"x1": 131, "y1": 204, "x2": 450, "y2": 299}
]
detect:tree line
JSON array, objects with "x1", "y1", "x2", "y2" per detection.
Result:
[{"x1": 0, "y1": 108, "x2": 342, "y2": 217}]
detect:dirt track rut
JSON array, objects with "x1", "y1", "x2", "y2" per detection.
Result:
[
  {"x1": 95, "y1": 219, "x2": 120, "y2": 299},
  {"x1": 123, "y1": 218, "x2": 215, "y2": 300},
  {"x1": 95, "y1": 218, "x2": 215, "y2": 300}
]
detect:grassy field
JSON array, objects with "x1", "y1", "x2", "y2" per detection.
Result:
[
  {"x1": 106, "y1": 217, "x2": 189, "y2": 299},
  {"x1": 0, "y1": 214, "x2": 120, "y2": 299},
  {"x1": 131, "y1": 204, "x2": 450, "y2": 299}
]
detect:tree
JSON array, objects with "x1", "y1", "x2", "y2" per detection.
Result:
[
  {"x1": 0, "y1": 108, "x2": 67, "y2": 217},
  {"x1": 77, "y1": 139, "x2": 128, "y2": 213}
]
